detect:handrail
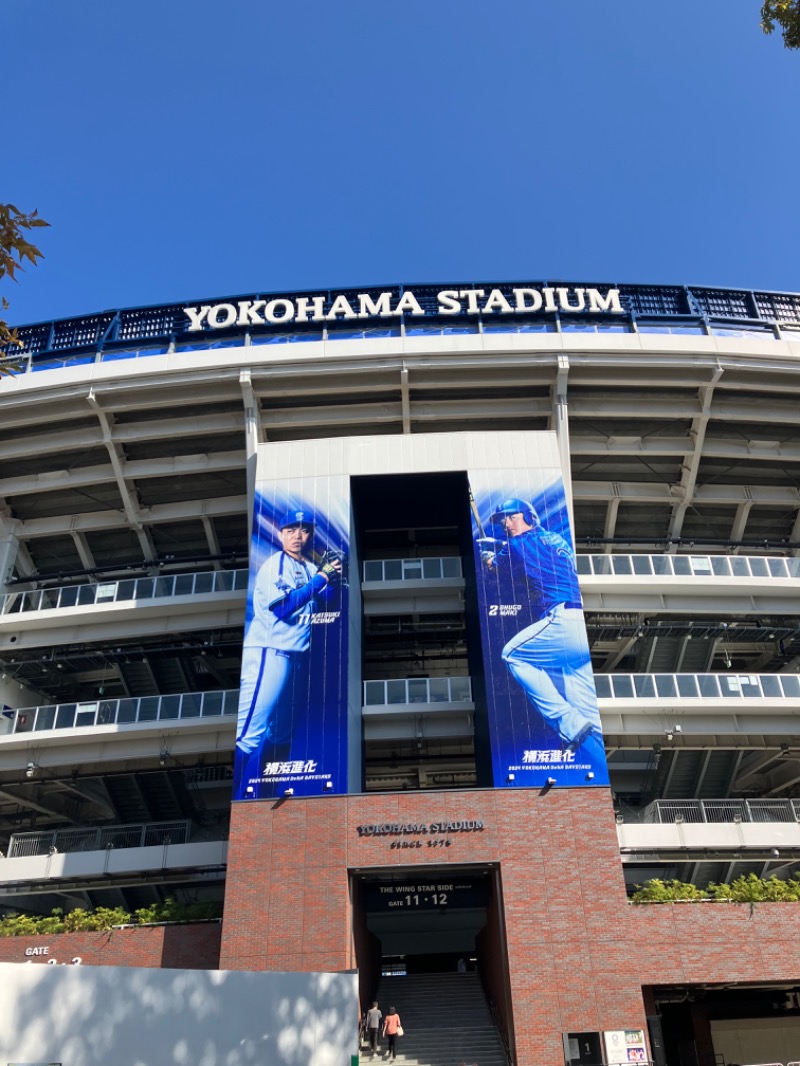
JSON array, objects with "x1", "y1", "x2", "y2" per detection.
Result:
[
  {"x1": 8, "y1": 819, "x2": 192, "y2": 858},
  {"x1": 362, "y1": 556, "x2": 463, "y2": 582},
  {"x1": 0, "y1": 568, "x2": 248, "y2": 616},
  {"x1": 577, "y1": 552, "x2": 800, "y2": 580},
  {"x1": 11, "y1": 689, "x2": 239, "y2": 734},
  {"x1": 594, "y1": 672, "x2": 800, "y2": 701},
  {"x1": 363, "y1": 676, "x2": 472, "y2": 706},
  {"x1": 626, "y1": 798, "x2": 800, "y2": 825}
]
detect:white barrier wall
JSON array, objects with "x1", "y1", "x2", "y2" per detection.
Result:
[{"x1": 0, "y1": 962, "x2": 359, "y2": 1066}]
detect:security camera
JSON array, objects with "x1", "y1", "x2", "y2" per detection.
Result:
[{"x1": 25, "y1": 762, "x2": 35, "y2": 778}]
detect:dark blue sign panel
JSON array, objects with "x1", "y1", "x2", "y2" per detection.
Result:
[
  {"x1": 233, "y1": 474, "x2": 349, "y2": 800},
  {"x1": 469, "y1": 466, "x2": 609, "y2": 788}
]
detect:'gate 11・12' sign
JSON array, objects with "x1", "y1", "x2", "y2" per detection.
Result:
[
  {"x1": 183, "y1": 286, "x2": 623, "y2": 331},
  {"x1": 364, "y1": 878, "x2": 489, "y2": 911}
]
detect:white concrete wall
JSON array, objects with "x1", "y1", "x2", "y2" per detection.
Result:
[
  {"x1": 0, "y1": 961, "x2": 358, "y2": 1066},
  {"x1": 710, "y1": 1015, "x2": 800, "y2": 1066}
]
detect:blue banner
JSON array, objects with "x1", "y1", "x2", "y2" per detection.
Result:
[
  {"x1": 469, "y1": 467, "x2": 609, "y2": 788},
  {"x1": 233, "y1": 474, "x2": 349, "y2": 800}
]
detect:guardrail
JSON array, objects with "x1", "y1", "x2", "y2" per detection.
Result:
[
  {"x1": 8, "y1": 820, "x2": 191, "y2": 858},
  {"x1": 577, "y1": 553, "x2": 800, "y2": 579},
  {"x1": 594, "y1": 673, "x2": 800, "y2": 700},
  {"x1": 12, "y1": 689, "x2": 239, "y2": 734},
  {"x1": 362, "y1": 556, "x2": 463, "y2": 582},
  {"x1": 363, "y1": 676, "x2": 472, "y2": 706},
  {"x1": 624, "y1": 799, "x2": 800, "y2": 825},
  {"x1": 1, "y1": 568, "x2": 248, "y2": 615}
]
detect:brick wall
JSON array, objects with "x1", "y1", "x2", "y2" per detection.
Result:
[{"x1": 0, "y1": 922, "x2": 221, "y2": 970}]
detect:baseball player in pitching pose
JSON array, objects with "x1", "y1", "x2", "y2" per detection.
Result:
[
  {"x1": 234, "y1": 508, "x2": 342, "y2": 794},
  {"x1": 481, "y1": 497, "x2": 604, "y2": 763}
]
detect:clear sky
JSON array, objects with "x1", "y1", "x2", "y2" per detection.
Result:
[{"x1": 5, "y1": 0, "x2": 799, "y2": 325}]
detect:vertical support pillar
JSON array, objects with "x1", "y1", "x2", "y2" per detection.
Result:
[
  {"x1": 554, "y1": 355, "x2": 576, "y2": 535},
  {"x1": 0, "y1": 530, "x2": 20, "y2": 595}
]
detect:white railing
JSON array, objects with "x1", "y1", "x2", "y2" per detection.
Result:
[
  {"x1": 594, "y1": 673, "x2": 800, "y2": 700},
  {"x1": 577, "y1": 553, "x2": 800, "y2": 580},
  {"x1": 1, "y1": 568, "x2": 248, "y2": 615},
  {"x1": 362, "y1": 556, "x2": 463, "y2": 583},
  {"x1": 363, "y1": 676, "x2": 472, "y2": 706},
  {"x1": 12, "y1": 689, "x2": 238, "y2": 734},
  {"x1": 627, "y1": 799, "x2": 800, "y2": 825},
  {"x1": 8, "y1": 820, "x2": 191, "y2": 858}
]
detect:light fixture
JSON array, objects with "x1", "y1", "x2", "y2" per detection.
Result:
[
  {"x1": 772, "y1": 848, "x2": 781, "y2": 858},
  {"x1": 324, "y1": 781, "x2": 333, "y2": 791},
  {"x1": 284, "y1": 788, "x2": 294, "y2": 797},
  {"x1": 506, "y1": 773, "x2": 515, "y2": 783},
  {"x1": 245, "y1": 786, "x2": 254, "y2": 797},
  {"x1": 546, "y1": 777, "x2": 557, "y2": 787},
  {"x1": 25, "y1": 761, "x2": 36, "y2": 779},
  {"x1": 586, "y1": 771, "x2": 595, "y2": 781}
]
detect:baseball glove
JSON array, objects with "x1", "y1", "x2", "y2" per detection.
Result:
[{"x1": 318, "y1": 549, "x2": 348, "y2": 588}]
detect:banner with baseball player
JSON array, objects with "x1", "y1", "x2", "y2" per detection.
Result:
[
  {"x1": 233, "y1": 473, "x2": 349, "y2": 800},
  {"x1": 469, "y1": 466, "x2": 609, "y2": 788}
]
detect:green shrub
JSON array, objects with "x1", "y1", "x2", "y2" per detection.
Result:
[
  {"x1": 632, "y1": 874, "x2": 800, "y2": 904},
  {"x1": 0, "y1": 899, "x2": 222, "y2": 937},
  {"x1": 631, "y1": 879, "x2": 709, "y2": 903}
]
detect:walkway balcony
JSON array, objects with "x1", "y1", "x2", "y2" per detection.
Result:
[
  {"x1": 362, "y1": 676, "x2": 473, "y2": 741},
  {"x1": 0, "y1": 569, "x2": 248, "y2": 649},
  {"x1": 361, "y1": 556, "x2": 464, "y2": 615},
  {"x1": 578, "y1": 552, "x2": 800, "y2": 614}
]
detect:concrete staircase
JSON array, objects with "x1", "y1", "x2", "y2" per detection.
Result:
[{"x1": 362, "y1": 972, "x2": 508, "y2": 1066}]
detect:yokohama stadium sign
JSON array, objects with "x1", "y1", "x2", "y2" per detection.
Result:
[{"x1": 183, "y1": 285, "x2": 623, "y2": 332}]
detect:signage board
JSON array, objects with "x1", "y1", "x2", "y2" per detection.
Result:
[
  {"x1": 363, "y1": 876, "x2": 489, "y2": 911},
  {"x1": 603, "y1": 1029, "x2": 648, "y2": 1064},
  {"x1": 233, "y1": 472, "x2": 350, "y2": 800},
  {"x1": 469, "y1": 459, "x2": 609, "y2": 788}
]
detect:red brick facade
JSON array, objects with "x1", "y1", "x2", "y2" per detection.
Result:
[
  {"x1": 0, "y1": 922, "x2": 221, "y2": 971},
  {"x1": 219, "y1": 786, "x2": 800, "y2": 1066}
]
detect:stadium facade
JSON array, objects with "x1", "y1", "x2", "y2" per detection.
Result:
[{"x1": 1, "y1": 281, "x2": 800, "y2": 1066}]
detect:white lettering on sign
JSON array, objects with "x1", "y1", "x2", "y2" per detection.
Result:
[
  {"x1": 25, "y1": 946, "x2": 49, "y2": 956},
  {"x1": 183, "y1": 286, "x2": 623, "y2": 332}
]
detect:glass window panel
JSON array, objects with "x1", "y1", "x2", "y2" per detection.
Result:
[
  {"x1": 593, "y1": 675, "x2": 612, "y2": 698},
  {"x1": 749, "y1": 558, "x2": 768, "y2": 577},
  {"x1": 234, "y1": 570, "x2": 249, "y2": 590},
  {"x1": 710, "y1": 557, "x2": 731, "y2": 576},
  {"x1": 786, "y1": 558, "x2": 800, "y2": 578},
  {"x1": 77, "y1": 585, "x2": 97, "y2": 606},
  {"x1": 175, "y1": 574, "x2": 195, "y2": 596},
  {"x1": 58, "y1": 587, "x2": 78, "y2": 608},
  {"x1": 55, "y1": 704, "x2": 78, "y2": 729},
  {"x1": 403, "y1": 560, "x2": 423, "y2": 580},
  {"x1": 116, "y1": 699, "x2": 139, "y2": 723},
  {"x1": 407, "y1": 679, "x2": 428, "y2": 703},
  {"x1": 632, "y1": 556, "x2": 653, "y2": 575},
  {"x1": 781, "y1": 675, "x2": 800, "y2": 697},
  {"x1": 215, "y1": 571, "x2": 234, "y2": 592},
  {"x1": 428, "y1": 679, "x2": 449, "y2": 702},
  {"x1": 387, "y1": 680, "x2": 408, "y2": 704},
  {"x1": 97, "y1": 700, "x2": 117, "y2": 725},
  {"x1": 384, "y1": 560, "x2": 402, "y2": 581},
  {"x1": 651, "y1": 557, "x2": 672, "y2": 575},
  {"x1": 422, "y1": 558, "x2": 441, "y2": 579},
  {"x1": 698, "y1": 675, "x2": 722, "y2": 697},
  {"x1": 672, "y1": 557, "x2": 691, "y2": 575},
  {"x1": 95, "y1": 582, "x2": 118, "y2": 602},
  {"x1": 729, "y1": 557, "x2": 750, "y2": 577},
  {"x1": 760, "y1": 675, "x2": 783, "y2": 697},
  {"x1": 154, "y1": 576, "x2": 174, "y2": 597},
  {"x1": 201, "y1": 692, "x2": 224, "y2": 717},
  {"x1": 222, "y1": 691, "x2": 239, "y2": 715},
  {"x1": 364, "y1": 681, "x2": 384, "y2": 706},
  {"x1": 135, "y1": 578, "x2": 155, "y2": 600},
  {"x1": 738, "y1": 676, "x2": 762, "y2": 697},
  {"x1": 718, "y1": 675, "x2": 741, "y2": 696},
  {"x1": 450, "y1": 676, "x2": 471, "y2": 701},
  {"x1": 690, "y1": 557, "x2": 712, "y2": 573},
  {"x1": 441, "y1": 557, "x2": 461, "y2": 578},
  {"x1": 676, "y1": 675, "x2": 699, "y2": 697},
  {"x1": 194, "y1": 572, "x2": 214, "y2": 594},
  {"x1": 633, "y1": 676, "x2": 656, "y2": 697},
  {"x1": 363, "y1": 561, "x2": 383, "y2": 582},
  {"x1": 768, "y1": 558, "x2": 788, "y2": 577},
  {"x1": 575, "y1": 555, "x2": 592, "y2": 575},
  {"x1": 181, "y1": 695, "x2": 202, "y2": 718},
  {"x1": 75, "y1": 707, "x2": 97, "y2": 727},
  {"x1": 116, "y1": 579, "x2": 136, "y2": 601},
  {"x1": 138, "y1": 697, "x2": 160, "y2": 722},
  {"x1": 612, "y1": 557, "x2": 632, "y2": 575},
  {"x1": 593, "y1": 557, "x2": 613, "y2": 576},
  {"x1": 35, "y1": 706, "x2": 55, "y2": 731},
  {"x1": 655, "y1": 675, "x2": 678, "y2": 697},
  {"x1": 611, "y1": 676, "x2": 634, "y2": 698},
  {"x1": 159, "y1": 696, "x2": 181, "y2": 720}
]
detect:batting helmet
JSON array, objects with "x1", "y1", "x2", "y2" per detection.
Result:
[
  {"x1": 278, "y1": 508, "x2": 314, "y2": 530},
  {"x1": 490, "y1": 497, "x2": 539, "y2": 527}
]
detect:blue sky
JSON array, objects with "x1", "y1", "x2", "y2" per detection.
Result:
[{"x1": 5, "y1": 0, "x2": 799, "y2": 325}]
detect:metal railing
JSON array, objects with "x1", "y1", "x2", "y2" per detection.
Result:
[
  {"x1": 363, "y1": 676, "x2": 472, "y2": 706},
  {"x1": 8, "y1": 820, "x2": 191, "y2": 858},
  {"x1": 1, "y1": 568, "x2": 248, "y2": 616},
  {"x1": 362, "y1": 556, "x2": 463, "y2": 583},
  {"x1": 594, "y1": 673, "x2": 800, "y2": 700},
  {"x1": 12, "y1": 689, "x2": 238, "y2": 734},
  {"x1": 577, "y1": 553, "x2": 800, "y2": 580},
  {"x1": 625, "y1": 799, "x2": 800, "y2": 825}
]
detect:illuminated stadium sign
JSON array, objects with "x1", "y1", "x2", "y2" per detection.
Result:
[{"x1": 183, "y1": 285, "x2": 623, "y2": 331}]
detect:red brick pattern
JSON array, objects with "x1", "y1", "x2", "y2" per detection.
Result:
[{"x1": 0, "y1": 922, "x2": 221, "y2": 970}]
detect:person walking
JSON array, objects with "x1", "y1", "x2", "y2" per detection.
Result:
[
  {"x1": 365, "y1": 1001, "x2": 382, "y2": 1057},
  {"x1": 382, "y1": 1005, "x2": 402, "y2": 1060}
]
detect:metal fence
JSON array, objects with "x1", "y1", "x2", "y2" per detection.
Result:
[
  {"x1": 363, "y1": 676, "x2": 472, "y2": 706},
  {"x1": 13, "y1": 689, "x2": 239, "y2": 734},
  {"x1": 637, "y1": 799, "x2": 800, "y2": 825},
  {"x1": 362, "y1": 556, "x2": 463, "y2": 582},
  {"x1": 8, "y1": 820, "x2": 190, "y2": 858},
  {"x1": 594, "y1": 673, "x2": 800, "y2": 700},
  {"x1": 577, "y1": 553, "x2": 800, "y2": 580},
  {"x1": 1, "y1": 569, "x2": 248, "y2": 615}
]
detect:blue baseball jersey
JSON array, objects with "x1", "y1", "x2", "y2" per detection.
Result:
[{"x1": 498, "y1": 526, "x2": 582, "y2": 617}]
